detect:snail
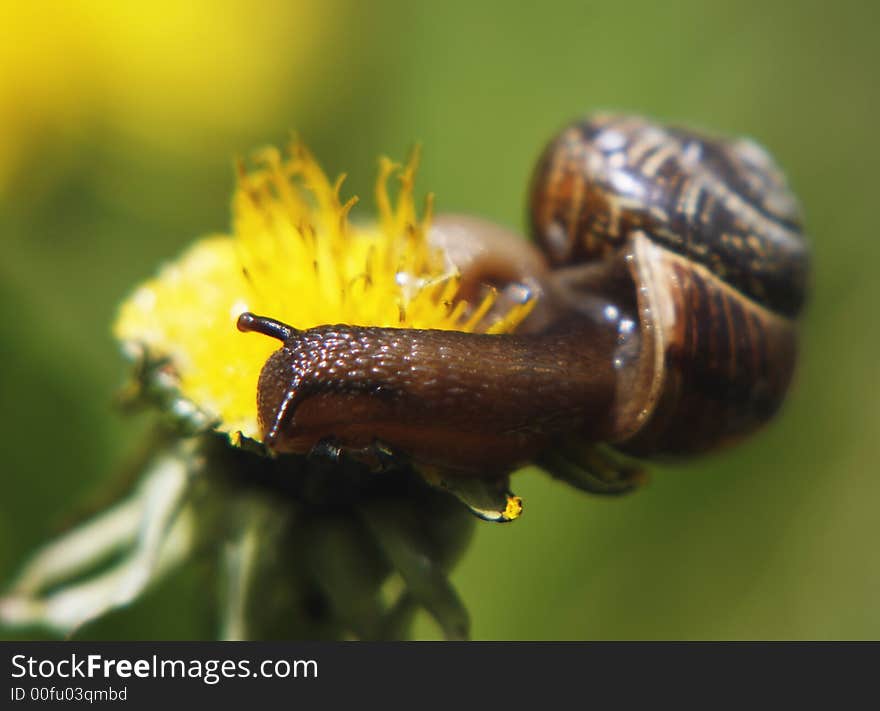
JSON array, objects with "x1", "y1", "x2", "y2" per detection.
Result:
[{"x1": 237, "y1": 114, "x2": 809, "y2": 499}]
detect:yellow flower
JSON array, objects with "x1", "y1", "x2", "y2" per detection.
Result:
[
  {"x1": 1, "y1": 143, "x2": 535, "y2": 641},
  {"x1": 114, "y1": 142, "x2": 534, "y2": 443}
]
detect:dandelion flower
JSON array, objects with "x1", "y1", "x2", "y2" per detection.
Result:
[{"x1": 0, "y1": 142, "x2": 535, "y2": 640}]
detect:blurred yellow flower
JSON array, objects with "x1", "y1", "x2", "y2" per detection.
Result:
[
  {"x1": 115, "y1": 144, "x2": 534, "y2": 442},
  {"x1": 0, "y1": 0, "x2": 334, "y2": 193}
]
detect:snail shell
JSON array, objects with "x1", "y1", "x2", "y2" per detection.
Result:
[{"x1": 529, "y1": 114, "x2": 809, "y2": 454}]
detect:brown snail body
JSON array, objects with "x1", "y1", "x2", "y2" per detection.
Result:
[{"x1": 238, "y1": 114, "x2": 809, "y2": 492}]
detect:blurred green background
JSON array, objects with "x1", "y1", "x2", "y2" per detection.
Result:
[{"x1": 2, "y1": 0, "x2": 878, "y2": 640}]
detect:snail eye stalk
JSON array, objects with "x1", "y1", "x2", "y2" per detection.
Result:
[{"x1": 236, "y1": 312, "x2": 296, "y2": 343}]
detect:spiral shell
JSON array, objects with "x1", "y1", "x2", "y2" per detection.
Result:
[{"x1": 529, "y1": 114, "x2": 809, "y2": 454}]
